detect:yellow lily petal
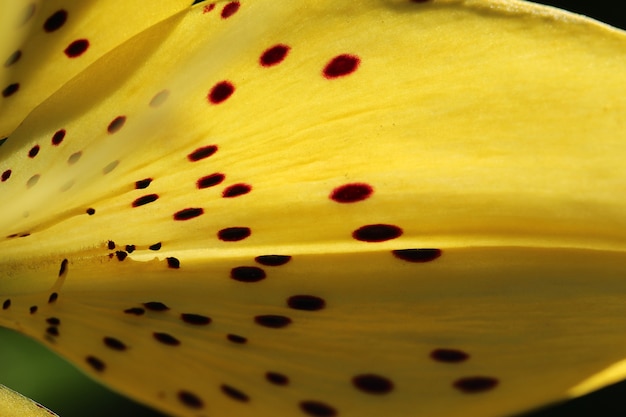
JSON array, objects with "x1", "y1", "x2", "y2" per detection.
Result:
[
  {"x1": 0, "y1": 384, "x2": 58, "y2": 417},
  {"x1": 1, "y1": 1, "x2": 626, "y2": 417}
]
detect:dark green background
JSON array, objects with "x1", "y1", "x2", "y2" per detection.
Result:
[{"x1": 1, "y1": 1, "x2": 625, "y2": 416}]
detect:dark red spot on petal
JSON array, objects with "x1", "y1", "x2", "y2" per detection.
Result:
[
  {"x1": 51, "y1": 129, "x2": 66, "y2": 145},
  {"x1": 181, "y1": 313, "x2": 211, "y2": 325},
  {"x1": 196, "y1": 173, "x2": 225, "y2": 188},
  {"x1": 353, "y1": 224, "x2": 402, "y2": 242},
  {"x1": 220, "y1": 384, "x2": 249, "y2": 402},
  {"x1": 86, "y1": 208, "x2": 96, "y2": 215},
  {"x1": 86, "y1": 356, "x2": 105, "y2": 372},
  {"x1": 107, "y1": 116, "x2": 126, "y2": 134},
  {"x1": 1, "y1": 170, "x2": 11, "y2": 182},
  {"x1": 221, "y1": 1, "x2": 240, "y2": 18},
  {"x1": 153, "y1": 332, "x2": 180, "y2": 346},
  {"x1": 430, "y1": 348, "x2": 470, "y2": 363},
  {"x1": 260, "y1": 44, "x2": 290, "y2": 67},
  {"x1": 143, "y1": 302, "x2": 169, "y2": 311},
  {"x1": 218, "y1": 227, "x2": 251, "y2": 241},
  {"x1": 2, "y1": 83, "x2": 19, "y2": 97},
  {"x1": 323, "y1": 54, "x2": 360, "y2": 79},
  {"x1": 2, "y1": 299, "x2": 11, "y2": 310},
  {"x1": 300, "y1": 401, "x2": 337, "y2": 417},
  {"x1": 208, "y1": 81, "x2": 234, "y2": 104},
  {"x1": 149, "y1": 89, "x2": 169, "y2": 107},
  {"x1": 103, "y1": 336, "x2": 127, "y2": 351},
  {"x1": 125, "y1": 245, "x2": 135, "y2": 253},
  {"x1": 4, "y1": 50, "x2": 21, "y2": 67},
  {"x1": 393, "y1": 248, "x2": 441, "y2": 262},
  {"x1": 173, "y1": 208, "x2": 204, "y2": 220},
  {"x1": 48, "y1": 293, "x2": 58, "y2": 303},
  {"x1": 115, "y1": 251, "x2": 127, "y2": 261},
  {"x1": 265, "y1": 372, "x2": 289, "y2": 386},
  {"x1": 149, "y1": 242, "x2": 162, "y2": 251},
  {"x1": 107, "y1": 240, "x2": 116, "y2": 250},
  {"x1": 178, "y1": 390, "x2": 204, "y2": 409},
  {"x1": 28, "y1": 145, "x2": 40, "y2": 158},
  {"x1": 287, "y1": 295, "x2": 326, "y2": 311},
  {"x1": 254, "y1": 315, "x2": 291, "y2": 328},
  {"x1": 187, "y1": 145, "x2": 217, "y2": 161},
  {"x1": 255, "y1": 255, "x2": 291, "y2": 266},
  {"x1": 222, "y1": 183, "x2": 251, "y2": 198},
  {"x1": 124, "y1": 307, "x2": 145, "y2": 315},
  {"x1": 352, "y1": 374, "x2": 394, "y2": 394},
  {"x1": 135, "y1": 178, "x2": 153, "y2": 189},
  {"x1": 202, "y1": 4, "x2": 215, "y2": 14},
  {"x1": 43, "y1": 10, "x2": 67, "y2": 32},
  {"x1": 132, "y1": 194, "x2": 159, "y2": 207},
  {"x1": 64, "y1": 39, "x2": 89, "y2": 58},
  {"x1": 453, "y1": 376, "x2": 499, "y2": 393},
  {"x1": 227, "y1": 334, "x2": 247, "y2": 344},
  {"x1": 330, "y1": 183, "x2": 373, "y2": 203},
  {"x1": 230, "y1": 266, "x2": 266, "y2": 282}
]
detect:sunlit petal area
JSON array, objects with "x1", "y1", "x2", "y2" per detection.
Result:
[{"x1": 2, "y1": 1, "x2": 626, "y2": 417}]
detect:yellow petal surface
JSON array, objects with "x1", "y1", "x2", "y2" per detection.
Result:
[
  {"x1": 1, "y1": 1, "x2": 626, "y2": 417},
  {"x1": 0, "y1": 384, "x2": 58, "y2": 417}
]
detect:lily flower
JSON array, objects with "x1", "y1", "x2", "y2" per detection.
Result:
[{"x1": 2, "y1": 1, "x2": 626, "y2": 417}]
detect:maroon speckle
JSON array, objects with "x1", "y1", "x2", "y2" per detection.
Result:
[
  {"x1": 132, "y1": 194, "x2": 159, "y2": 207},
  {"x1": 218, "y1": 227, "x2": 251, "y2": 242},
  {"x1": 124, "y1": 307, "x2": 145, "y2": 315},
  {"x1": 173, "y1": 208, "x2": 204, "y2": 220},
  {"x1": 254, "y1": 315, "x2": 291, "y2": 328},
  {"x1": 2, "y1": 299, "x2": 11, "y2": 310},
  {"x1": 353, "y1": 224, "x2": 402, "y2": 242},
  {"x1": 1, "y1": 170, "x2": 11, "y2": 182},
  {"x1": 221, "y1": 1, "x2": 240, "y2": 18},
  {"x1": 30, "y1": 305, "x2": 38, "y2": 314},
  {"x1": 135, "y1": 178, "x2": 153, "y2": 189},
  {"x1": 227, "y1": 334, "x2": 247, "y2": 344},
  {"x1": 287, "y1": 295, "x2": 326, "y2": 311},
  {"x1": 221, "y1": 384, "x2": 249, "y2": 402},
  {"x1": 260, "y1": 44, "x2": 290, "y2": 67},
  {"x1": 107, "y1": 240, "x2": 116, "y2": 249},
  {"x1": 149, "y1": 242, "x2": 162, "y2": 251},
  {"x1": 2, "y1": 83, "x2": 19, "y2": 97},
  {"x1": 393, "y1": 248, "x2": 441, "y2": 262},
  {"x1": 255, "y1": 255, "x2": 291, "y2": 266},
  {"x1": 125, "y1": 245, "x2": 135, "y2": 253},
  {"x1": 64, "y1": 39, "x2": 89, "y2": 58},
  {"x1": 167, "y1": 257, "x2": 180, "y2": 268},
  {"x1": 43, "y1": 10, "x2": 67, "y2": 32},
  {"x1": 51, "y1": 129, "x2": 66, "y2": 145},
  {"x1": 222, "y1": 183, "x2": 251, "y2": 198},
  {"x1": 67, "y1": 151, "x2": 81, "y2": 165},
  {"x1": 196, "y1": 173, "x2": 225, "y2": 189},
  {"x1": 149, "y1": 89, "x2": 169, "y2": 107},
  {"x1": 181, "y1": 313, "x2": 211, "y2": 325},
  {"x1": 230, "y1": 266, "x2": 266, "y2": 283},
  {"x1": 187, "y1": 145, "x2": 217, "y2": 161},
  {"x1": 323, "y1": 54, "x2": 360, "y2": 79},
  {"x1": 208, "y1": 81, "x2": 234, "y2": 104},
  {"x1": 330, "y1": 183, "x2": 373, "y2": 203},
  {"x1": 143, "y1": 302, "x2": 169, "y2": 311},
  {"x1": 265, "y1": 372, "x2": 289, "y2": 386},
  {"x1": 86, "y1": 356, "x2": 105, "y2": 372},
  {"x1": 178, "y1": 390, "x2": 204, "y2": 409},
  {"x1": 453, "y1": 376, "x2": 499, "y2": 393},
  {"x1": 202, "y1": 4, "x2": 215, "y2": 14},
  {"x1": 27, "y1": 174, "x2": 40, "y2": 188},
  {"x1": 48, "y1": 292, "x2": 58, "y2": 303},
  {"x1": 27, "y1": 145, "x2": 40, "y2": 158},
  {"x1": 107, "y1": 116, "x2": 126, "y2": 134},
  {"x1": 300, "y1": 401, "x2": 337, "y2": 417},
  {"x1": 430, "y1": 348, "x2": 470, "y2": 363},
  {"x1": 86, "y1": 208, "x2": 95, "y2": 215},
  {"x1": 4, "y1": 50, "x2": 21, "y2": 67},
  {"x1": 115, "y1": 251, "x2": 128, "y2": 261},
  {"x1": 352, "y1": 374, "x2": 394, "y2": 394},
  {"x1": 153, "y1": 332, "x2": 180, "y2": 346}
]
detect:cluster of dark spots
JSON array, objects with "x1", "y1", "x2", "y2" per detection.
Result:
[
  {"x1": 149, "y1": 242, "x2": 162, "y2": 251},
  {"x1": 143, "y1": 302, "x2": 169, "y2": 311},
  {"x1": 393, "y1": 248, "x2": 441, "y2": 262},
  {"x1": 115, "y1": 251, "x2": 128, "y2": 261},
  {"x1": 43, "y1": 10, "x2": 67, "y2": 32},
  {"x1": 153, "y1": 332, "x2": 180, "y2": 346},
  {"x1": 178, "y1": 390, "x2": 204, "y2": 409},
  {"x1": 103, "y1": 336, "x2": 128, "y2": 351},
  {"x1": 132, "y1": 194, "x2": 159, "y2": 207},
  {"x1": 181, "y1": 313, "x2": 211, "y2": 325},
  {"x1": 300, "y1": 400, "x2": 337, "y2": 417},
  {"x1": 30, "y1": 306, "x2": 38, "y2": 314},
  {"x1": 124, "y1": 307, "x2": 145, "y2": 315},
  {"x1": 265, "y1": 372, "x2": 289, "y2": 386},
  {"x1": 58, "y1": 259, "x2": 68, "y2": 276},
  {"x1": 254, "y1": 315, "x2": 291, "y2": 328},
  {"x1": 352, "y1": 374, "x2": 394, "y2": 394},
  {"x1": 227, "y1": 334, "x2": 247, "y2": 344},
  {"x1": 197, "y1": 173, "x2": 225, "y2": 189},
  {"x1": 453, "y1": 376, "x2": 499, "y2": 393},
  {"x1": 352, "y1": 224, "x2": 402, "y2": 242},
  {"x1": 287, "y1": 295, "x2": 326, "y2": 311},
  {"x1": 230, "y1": 266, "x2": 266, "y2": 282},
  {"x1": 430, "y1": 348, "x2": 469, "y2": 363},
  {"x1": 187, "y1": 145, "x2": 217, "y2": 161},
  {"x1": 221, "y1": 2, "x2": 240, "y2": 19},
  {"x1": 222, "y1": 183, "x2": 251, "y2": 198},
  {"x1": 86, "y1": 208, "x2": 96, "y2": 215},
  {"x1": 135, "y1": 178, "x2": 153, "y2": 189},
  {"x1": 2, "y1": 299, "x2": 11, "y2": 310},
  {"x1": 218, "y1": 227, "x2": 251, "y2": 241},
  {"x1": 220, "y1": 384, "x2": 249, "y2": 402},
  {"x1": 125, "y1": 245, "x2": 136, "y2": 253},
  {"x1": 86, "y1": 356, "x2": 106, "y2": 372},
  {"x1": 255, "y1": 255, "x2": 291, "y2": 266},
  {"x1": 48, "y1": 292, "x2": 58, "y2": 303},
  {"x1": 167, "y1": 257, "x2": 180, "y2": 268}
]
